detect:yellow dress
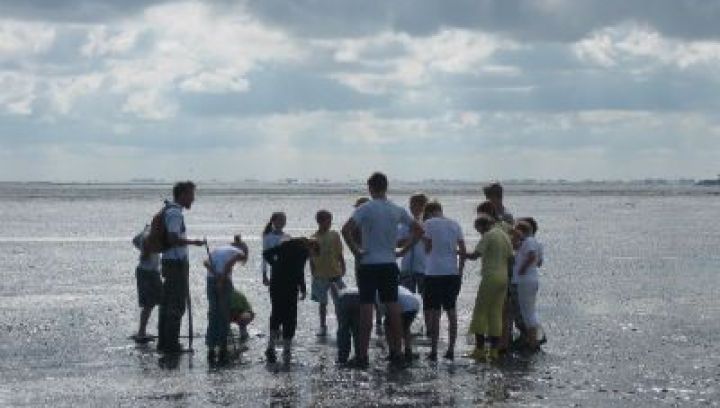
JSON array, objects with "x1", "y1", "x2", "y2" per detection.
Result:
[{"x1": 468, "y1": 225, "x2": 513, "y2": 337}]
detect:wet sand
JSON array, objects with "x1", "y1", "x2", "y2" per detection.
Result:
[{"x1": 1, "y1": 184, "x2": 718, "y2": 406}]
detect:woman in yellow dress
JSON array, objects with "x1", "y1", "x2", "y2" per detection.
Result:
[{"x1": 464, "y1": 214, "x2": 513, "y2": 361}]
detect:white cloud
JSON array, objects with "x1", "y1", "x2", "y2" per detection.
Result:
[
  {"x1": 179, "y1": 69, "x2": 250, "y2": 93},
  {"x1": 1, "y1": 2, "x2": 720, "y2": 181},
  {"x1": 47, "y1": 74, "x2": 104, "y2": 114},
  {"x1": 574, "y1": 24, "x2": 720, "y2": 69},
  {"x1": 91, "y1": 1, "x2": 302, "y2": 118},
  {"x1": 81, "y1": 26, "x2": 140, "y2": 57},
  {"x1": 122, "y1": 89, "x2": 177, "y2": 120},
  {"x1": 0, "y1": 71, "x2": 36, "y2": 115},
  {"x1": 0, "y1": 19, "x2": 55, "y2": 59},
  {"x1": 323, "y1": 29, "x2": 516, "y2": 93}
]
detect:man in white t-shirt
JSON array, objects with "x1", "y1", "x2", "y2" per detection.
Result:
[
  {"x1": 341, "y1": 172, "x2": 422, "y2": 368},
  {"x1": 157, "y1": 181, "x2": 205, "y2": 353},
  {"x1": 421, "y1": 201, "x2": 466, "y2": 360},
  {"x1": 397, "y1": 193, "x2": 429, "y2": 294}
]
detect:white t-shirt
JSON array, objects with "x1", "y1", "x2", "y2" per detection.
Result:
[
  {"x1": 423, "y1": 216, "x2": 463, "y2": 276},
  {"x1": 208, "y1": 245, "x2": 245, "y2": 278},
  {"x1": 351, "y1": 198, "x2": 413, "y2": 265},
  {"x1": 162, "y1": 202, "x2": 188, "y2": 261},
  {"x1": 377, "y1": 286, "x2": 420, "y2": 313},
  {"x1": 132, "y1": 227, "x2": 160, "y2": 271},
  {"x1": 261, "y1": 231, "x2": 290, "y2": 275},
  {"x1": 512, "y1": 236, "x2": 540, "y2": 284},
  {"x1": 397, "y1": 286, "x2": 420, "y2": 313},
  {"x1": 398, "y1": 222, "x2": 426, "y2": 273}
]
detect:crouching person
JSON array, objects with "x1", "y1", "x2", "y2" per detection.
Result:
[
  {"x1": 204, "y1": 235, "x2": 248, "y2": 364},
  {"x1": 332, "y1": 283, "x2": 360, "y2": 366},
  {"x1": 378, "y1": 286, "x2": 420, "y2": 363},
  {"x1": 229, "y1": 289, "x2": 255, "y2": 342}
]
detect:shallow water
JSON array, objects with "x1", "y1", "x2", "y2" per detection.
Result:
[{"x1": 1, "y1": 183, "x2": 719, "y2": 407}]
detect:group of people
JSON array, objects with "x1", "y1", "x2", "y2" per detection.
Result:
[{"x1": 130, "y1": 173, "x2": 546, "y2": 368}]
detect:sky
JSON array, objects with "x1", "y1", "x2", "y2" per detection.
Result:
[{"x1": 1, "y1": 0, "x2": 719, "y2": 182}]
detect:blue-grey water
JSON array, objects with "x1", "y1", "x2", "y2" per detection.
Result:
[{"x1": 1, "y1": 182, "x2": 718, "y2": 407}]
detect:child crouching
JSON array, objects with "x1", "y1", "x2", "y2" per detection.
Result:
[{"x1": 204, "y1": 235, "x2": 248, "y2": 364}]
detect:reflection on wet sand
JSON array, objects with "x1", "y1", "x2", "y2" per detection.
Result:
[{"x1": 2, "y1": 186, "x2": 719, "y2": 406}]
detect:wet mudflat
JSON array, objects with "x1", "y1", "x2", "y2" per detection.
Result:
[{"x1": 1, "y1": 183, "x2": 719, "y2": 407}]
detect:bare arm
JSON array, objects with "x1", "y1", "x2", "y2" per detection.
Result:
[
  {"x1": 166, "y1": 232, "x2": 203, "y2": 247},
  {"x1": 410, "y1": 220, "x2": 425, "y2": 240},
  {"x1": 341, "y1": 218, "x2": 363, "y2": 258},
  {"x1": 518, "y1": 251, "x2": 538, "y2": 275},
  {"x1": 457, "y1": 239, "x2": 467, "y2": 276},
  {"x1": 396, "y1": 237, "x2": 412, "y2": 248},
  {"x1": 338, "y1": 251, "x2": 346, "y2": 276},
  {"x1": 396, "y1": 233, "x2": 421, "y2": 257},
  {"x1": 262, "y1": 246, "x2": 278, "y2": 286}
]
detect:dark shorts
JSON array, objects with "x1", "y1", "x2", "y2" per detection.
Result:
[
  {"x1": 357, "y1": 263, "x2": 399, "y2": 304},
  {"x1": 422, "y1": 275, "x2": 461, "y2": 311},
  {"x1": 399, "y1": 270, "x2": 425, "y2": 295},
  {"x1": 136, "y1": 267, "x2": 162, "y2": 308}
]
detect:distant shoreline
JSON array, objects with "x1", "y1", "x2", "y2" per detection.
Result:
[{"x1": 1, "y1": 180, "x2": 718, "y2": 197}]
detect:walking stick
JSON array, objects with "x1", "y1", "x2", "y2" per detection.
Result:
[
  {"x1": 186, "y1": 238, "x2": 207, "y2": 353},
  {"x1": 187, "y1": 261, "x2": 194, "y2": 352}
]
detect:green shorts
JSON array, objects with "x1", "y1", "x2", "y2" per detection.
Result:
[{"x1": 230, "y1": 289, "x2": 253, "y2": 316}]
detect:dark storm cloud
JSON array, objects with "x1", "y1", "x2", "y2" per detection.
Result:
[
  {"x1": 242, "y1": 0, "x2": 720, "y2": 41},
  {"x1": 178, "y1": 66, "x2": 390, "y2": 116},
  {"x1": 0, "y1": 0, "x2": 176, "y2": 22},
  {"x1": 451, "y1": 69, "x2": 720, "y2": 112}
]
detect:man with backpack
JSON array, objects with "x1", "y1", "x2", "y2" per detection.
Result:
[{"x1": 154, "y1": 181, "x2": 205, "y2": 353}]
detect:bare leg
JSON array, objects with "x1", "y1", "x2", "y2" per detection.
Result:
[
  {"x1": 527, "y1": 327, "x2": 538, "y2": 349},
  {"x1": 138, "y1": 306, "x2": 153, "y2": 337},
  {"x1": 488, "y1": 335, "x2": 501, "y2": 360},
  {"x1": 385, "y1": 302, "x2": 403, "y2": 356},
  {"x1": 403, "y1": 325, "x2": 413, "y2": 357},
  {"x1": 475, "y1": 334, "x2": 485, "y2": 349},
  {"x1": 423, "y1": 308, "x2": 431, "y2": 338},
  {"x1": 357, "y1": 304, "x2": 374, "y2": 360},
  {"x1": 499, "y1": 299, "x2": 511, "y2": 351},
  {"x1": 319, "y1": 303, "x2": 327, "y2": 328},
  {"x1": 446, "y1": 309, "x2": 457, "y2": 355},
  {"x1": 426, "y1": 309, "x2": 440, "y2": 356}
]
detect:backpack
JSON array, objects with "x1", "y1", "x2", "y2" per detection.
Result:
[{"x1": 143, "y1": 204, "x2": 171, "y2": 254}]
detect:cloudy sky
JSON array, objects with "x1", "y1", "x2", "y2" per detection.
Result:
[{"x1": 1, "y1": 0, "x2": 719, "y2": 182}]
